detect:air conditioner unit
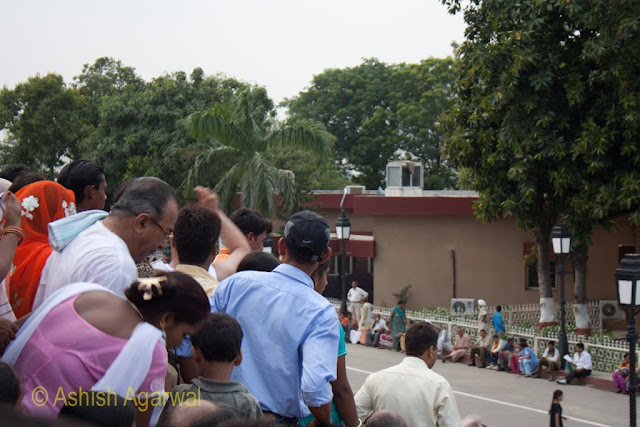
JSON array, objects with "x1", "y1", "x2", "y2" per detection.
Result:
[
  {"x1": 600, "y1": 300, "x2": 625, "y2": 320},
  {"x1": 345, "y1": 185, "x2": 366, "y2": 194},
  {"x1": 451, "y1": 298, "x2": 475, "y2": 314}
]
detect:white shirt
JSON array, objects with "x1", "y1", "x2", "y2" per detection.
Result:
[
  {"x1": 33, "y1": 221, "x2": 137, "y2": 310},
  {"x1": 370, "y1": 319, "x2": 387, "y2": 332},
  {"x1": 355, "y1": 357, "x2": 461, "y2": 427},
  {"x1": 347, "y1": 287, "x2": 368, "y2": 303},
  {"x1": 150, "y1": 260, "x2": 218, "y2": 281},
  {"x1": 573, "y1": 350, "x2": 593, "y2": 370},
  {"x1": 542, "y1": 347, "x2": 560, "y2": 362}
]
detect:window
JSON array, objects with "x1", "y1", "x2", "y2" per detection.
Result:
[{"x1": 526, "y1": 260, "x2": 556, "y2": 290}]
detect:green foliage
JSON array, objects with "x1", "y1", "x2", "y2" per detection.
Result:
[
  {"x1": 392, "y1": 284, "x2": 412, "y2": 304},
  {"x1": 0, "y1": 74, "x2": 82, "y2": 177},
  {"x1": 285, "y1": 57, "x2": 458, "y2": 190},
  {"x1": 185, "y1": 88, "x2": 336, "y2": 216}
]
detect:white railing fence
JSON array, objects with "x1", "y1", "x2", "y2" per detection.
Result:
[{"x1": 331, "y1": 299, "x2": 628, "y2": 373}]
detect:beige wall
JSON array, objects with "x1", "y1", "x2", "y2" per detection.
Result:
[{"x1": 372, "y1": 216, "x2": 636, "y2": 310}]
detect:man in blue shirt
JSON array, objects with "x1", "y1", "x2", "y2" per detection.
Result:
[
  {"x1": 492, "y1": 305, "x2": 505, "y2": 335},
  {"x1": 212, "y1": 210, "x2": 338, "y2": 426}
]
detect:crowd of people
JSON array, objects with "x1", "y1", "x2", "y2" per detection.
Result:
[{"x1": 0, "y1": 161, "x2": 467, "y2": 427}]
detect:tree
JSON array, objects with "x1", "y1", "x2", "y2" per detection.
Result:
[
  {"x1": 186, "y1": 88, "x2": 335, "y2": 216},
  {"x1": 0, "y1": 74, "x2": 82, "y2": 177},
  {"x1": 439, "y1": 0, "x2": 640, "y2": 327}
]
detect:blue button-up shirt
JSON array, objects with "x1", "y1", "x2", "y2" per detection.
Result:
[{"x1": 212, "y1": 263, "x2": 339, "y2": 418}]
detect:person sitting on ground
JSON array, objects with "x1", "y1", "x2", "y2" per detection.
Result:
[
  {"x1": 468, "y1": 329, "x2": 492, "y2": 368},
  {"x1": 556, "y1": 343, "x2": 592, "y2": 385},
  {"x1": 32, "y1": 176, "x2": 179, "y2": 311},
  {"x1": 236, "y1": 251, "x2": 281, "y2": 273},
  {"x1": 532, "y1": 341, "x2": 561, "y2": 381},
  {"x1": 367, "y1": 313, "x2": 388, "y2": 348},
  {"x1": 443, "y1": 327, "x2": 470, "y2": 363},
  {"x1": 518, "y1": 339, "x2": 539, "y2": 377},
  {"x1": 613, "y1": 353, "x2": 630, "y2": 393},
  {"x1": 9, "y1": 181, "x2": 76, "y2": 318},
  {"x1": 497, "y1": 337, "x2": 515, "y2": 372},
  {"x1": 340, "y1": 311, "x2": 350, "y2": 332},
  {"x1": 492, "y1": 305, "x2": 505, "y2": 335},
  {"x1": 399, "y1": 319, "x2": 416, "y2": 353},
  {"x1": 0, "y1": 361, "x2": 21, "y2": 411},
  {"x1": 488, "y1": 334, "x2": 504, "y2": 368},
  {"x1": 347, "y1": 312, "x2": 360, "y2": 345},
  {"x1": 300, "y1": 261, "x2": 359, "y2": 427},
  {"x1": 169, "y1": 313, "x2": 264, "y2": 420},
  {"x1": 3, "y1": 272, "x2": 210, "y2": 425},
  {"x1": 56, "y1": 160, "x2": 107, "y2": 212},
  {"x1": 355, "y1": 322, "x2": 461, "y2": 427},
  {"x1": 158, "y1": 400, "x2": 237, "y2": 427},
  {"x1": 58, "y1": 391, "x2": 135, "y2": 427},
  {"x1": 436, "y1": 325, "x2": 453, "y2": 361},
  {"x1": 365, "y1": 410, "x2": 408, "y2": 427},
  {"x1": 213, "y1": 207, "x2": 272, "y2": 262}
]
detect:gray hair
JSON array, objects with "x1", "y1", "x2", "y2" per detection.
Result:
[{"x1": 111, "y1": 177, "x2": 178, "y2": 219}]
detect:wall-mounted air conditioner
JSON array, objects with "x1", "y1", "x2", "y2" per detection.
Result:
[
  {"x1": 600, "y1": 300, "x2": 625, "y2": 320},
  {"x1": 451, "y1": 298, "x2": 475, "y2": 314}
]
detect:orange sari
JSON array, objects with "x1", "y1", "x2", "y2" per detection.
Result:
[{"x1": 9, "y1": 181, "x2": 76, "y2": 318}]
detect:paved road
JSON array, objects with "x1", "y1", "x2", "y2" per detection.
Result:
[{"x1": 344, "y1": 342, "x2": 631, "y2": 426}]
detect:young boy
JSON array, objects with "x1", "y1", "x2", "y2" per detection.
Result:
[{"x1": 170, "y1": 313, "x2": 264, "y2": 420}]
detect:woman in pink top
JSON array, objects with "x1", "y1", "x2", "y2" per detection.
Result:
[{"x1": 5, "y1": 272, "x2": 209, "y2": 426}]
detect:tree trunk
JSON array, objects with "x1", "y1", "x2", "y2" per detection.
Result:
[
  {"x1": 573, "y1": 246, "x2": 590, "y2": 335},
  {"x1": 536, "y1": 223, "x2": 556, "y2": 327}
]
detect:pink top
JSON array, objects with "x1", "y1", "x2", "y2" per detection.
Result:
[{"x1": 14, "y1": 295, "x2": 167, "y2": 417}]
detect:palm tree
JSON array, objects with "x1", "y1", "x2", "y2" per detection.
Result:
[{"x1": 185, "y1": 87, "x2": 334, "y2": 216}]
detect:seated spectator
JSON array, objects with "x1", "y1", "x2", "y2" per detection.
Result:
[
  {"x1": 399, "y1": 319, "x2": 416, "y2": 352},
  {"x1": 9, "y1": 181, "x2": 76, "y2": 318},
  {"x1": 443, "y1": 328, "x2": 470, "y2": 363},
  {"x1": 169, "y1": 313, "x2": 263, "y2": 420},
  {"x1": 339, "y1": 311, "x2": 350, "y2": 332},
  {"x1": 348, "y1": 314, "x2": 360, "y2": 345},
  {"x1": 556, "y1": 343, "x2": 592, "y2": 385},
  {"x1": 58, "y1": 391, "x2": 134, "y2": 426},
  {"x1": 3, "y1": 272, "x2": 209, "y2": 424},
  {"x1": 355, "y1": 322, "x2": 461, "y2": 426},
  {"x1": 236, "y1": 251, "x2": 280, "y2": 273},
  {"x1": 518, "y1": 339, "x2": 539, "y2": 377},
  {"x1": 488, "y1": 334, "x2": 504, "y2": 367},
  {"x1": 158, "y1": 400, "x2": 237, "y2": 427},
  {"x1": 367, "y1": 313, "x2": 388, "y2": 347},
  {"x1": 613, "y1": 353, "x2": 630, "y2": 393},
  {"x1": 497, "y1": 337, "x2": 515, "y2": 372},
  {"x1": 436, "y1": 325, "x2": 453, "y2": 360},
  {"x1": 0, "y1": 361, "x2": 21, "y2": 410},
  {"x1": 344, "y1": 313, "x2": 357, "y2": 343},
  {"x1": 532, "y1": 342, "x2": 561, "y2": 381},
  {"x1": 468, "y1": 329, "x2": 491, "y2": 368},
  {"x1": 365, "y1": 410, "x2": 408, "y2": 426},
  {"x1": 508, "y1": 340, "x2": 522, "y2": 374},
  {"x1": 56, "y1": 160, "x2": 107, "y2": 212}
]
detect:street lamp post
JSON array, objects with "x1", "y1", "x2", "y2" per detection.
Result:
[
  {"x1": 615, "y1": 253, "x2": 640, "y2": 427},
  {"x1": 336, "y1": 210, "x2": 351, "y2": 315},
  {"x1": 551, "y1": 222, "x2": 571, "y2": 365}
]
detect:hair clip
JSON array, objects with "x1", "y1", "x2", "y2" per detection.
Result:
[{"x1": 137, "y1": 276, "x2": 167, "y2": 300}]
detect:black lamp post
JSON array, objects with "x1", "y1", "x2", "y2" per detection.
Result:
[
  {"x1": 336, "y1": 210, "x2": 351, "y2": 315},
  {"x1": 551, "y1": 222, "x2": 571, "y2": 365},
  {"x1": 262, "y1": 234, "x2": 273, "y2": 255},
  {"x1": 615, "y1": 253, "x2": 640, "y2": 427}
]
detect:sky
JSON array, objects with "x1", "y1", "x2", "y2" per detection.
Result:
[{"x1": 0, "y1": 0, "x2": 465, "y2": 105}]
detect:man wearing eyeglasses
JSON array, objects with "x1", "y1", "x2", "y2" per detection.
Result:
[{"x1": 32, "y1": 177, "x2": 179, "y2": 311}]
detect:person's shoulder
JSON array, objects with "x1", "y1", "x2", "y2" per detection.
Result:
[{"x1": 172, "y1": 383, "x2": 198, "y2": 395}]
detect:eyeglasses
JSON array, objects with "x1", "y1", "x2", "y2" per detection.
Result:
[{"x1": 149, "y1": 216, "x2": 173, "y2": 238}]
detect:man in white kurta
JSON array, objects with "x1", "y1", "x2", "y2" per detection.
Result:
[
  {"x1": 347, "y1": 281, "x2": 368, "y2": 324},
  {"x1": 355, "y1": 322, "x2": 461, "y2": 427}
]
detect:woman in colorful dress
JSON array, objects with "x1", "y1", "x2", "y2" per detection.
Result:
[{"x1": 390, "y1": 300, "x2": 407, "y2": 352}]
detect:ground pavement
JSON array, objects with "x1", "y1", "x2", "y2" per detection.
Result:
[{"x1": 344, "y1": 342, "x2": 631, "y2": 427}]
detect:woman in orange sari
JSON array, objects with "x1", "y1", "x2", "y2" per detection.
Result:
[{"x1": 9, "y1": 181, "x2": 76, "y2": 318}]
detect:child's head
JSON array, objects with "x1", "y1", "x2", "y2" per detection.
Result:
[
  {"x1": 0, "y1": 362, "x2": 21, "y2": 409},
  {"x1": 191, "y1": 313, "x2": 243, "y2": 365},
  {"x1": 553, "y1": 389, "x2": 563, "y2": 402}
]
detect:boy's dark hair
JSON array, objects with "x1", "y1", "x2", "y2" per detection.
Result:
[
  {"x1": 8, "y1": 172, "x2": 45, "y2": 193},
  {"x1": 519, "y1": 338, "x2": 529, "y2": 347},
  {"x1": 173, "y1": 205, "x2": 222, "y2": 265},
  {"x1": 230, "y1": 208, "x2": 272, "y2": 236},
  {"x1": 59, "y1": 391, "x2": 134, "y2": 426},
  {"x1": 496, "y1": 305, "x2": 502, "y2": 312},
  {"x1": 237, "y1": 251, "x2": 280, "y2": 272},
  {"x1": 576, "y1": 342, "x2": 585, "y2": 350},
  {"x1": 57, "y1": 160, "x2": 105, "y2": 204},
  {"x1": 0, "y1": 165, "x2": 31, "y2": 182},
  {"x1": 0, "y1": 362, "x2": 21, "y2": 406},
  {"x1": 493, "y1": 334, "x2": 499, "y2": 339},
  {"x1": 191, "y1": 313, "x2": 243, "y2": 362},
  {"x1": 405, "y1": 322, "x2": 438, "y2": 357}
]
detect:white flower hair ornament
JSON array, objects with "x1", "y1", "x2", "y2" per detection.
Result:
[
  {"x1": 62, "y1": 200, "x2": 77, "y2": 217},
  {"x1": 137, "y1": 277, "x2": 167, "y2": 300},
  {"x1": 21, "y1": 195, "x2": 39, "y2": 220}
]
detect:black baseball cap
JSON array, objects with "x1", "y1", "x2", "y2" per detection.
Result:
[{"x1": 284, "y1": 210, "x2": 331, "y2": 262}]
